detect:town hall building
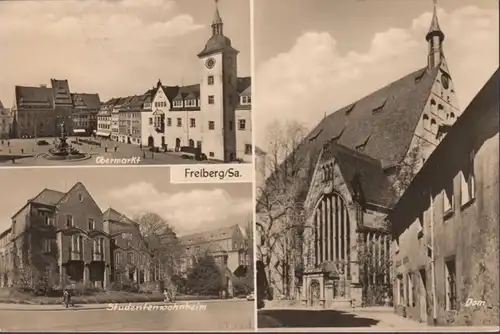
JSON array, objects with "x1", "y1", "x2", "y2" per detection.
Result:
[
  {"x1": 97, "y1": 2, "x2": 252, "y2": 163},
  {"x1": 257, "y1": 2, "x2": 462, "y2": 308}
]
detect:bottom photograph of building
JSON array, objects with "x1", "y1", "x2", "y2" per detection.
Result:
[{"x1": 0, "y1": 167, "x2": 255, "y2": 332}]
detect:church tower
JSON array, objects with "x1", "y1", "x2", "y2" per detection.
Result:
[
  {"x1": 198, "y1": 0, "x2": 239, "y2": 162},
  {"x1": 426, "y1": 0, "x2": 445, "y2": 70}
]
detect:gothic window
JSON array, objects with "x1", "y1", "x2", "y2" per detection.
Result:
[
  {"x1": 430, "y1": 118, "x2": 438, "y2": 133},
  {"x1": 88, "y1": 218, "x2": 95, "y2": 230},
  {"x1": 437, "y1": 104, "x2": 445, "y2": 119},
  {"x1": 423, "y1": 114, "x2": 430, "y2": 130},
  {"x1": 450, "y1": 112, "x2": 455, "y2": 120}
]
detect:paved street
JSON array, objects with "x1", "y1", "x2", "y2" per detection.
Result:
[
  {"x1": 257, "y1": 306, "x2": 432, "y2": 330},
  {"x1": 0, "y1": 137, "x2": 215, "y2": 166},
  {"x1": 0, "y1": 299, "x2": 254, "y2": 331}
]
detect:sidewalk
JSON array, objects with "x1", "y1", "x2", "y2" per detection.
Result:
[{"x1": 0, "y1": 298, "x2": 244, "y2": 312}]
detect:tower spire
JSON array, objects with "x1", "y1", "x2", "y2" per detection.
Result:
[
  {"x1": 426, "y1": 0, "x2": 445, "y2": 70},
  {"x1": 212, "y1": 0, "x2": 223, "y2": 36}
]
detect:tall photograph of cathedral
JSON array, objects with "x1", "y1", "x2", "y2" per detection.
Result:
[
  {"x1": 0, "y1": 167, "x2": 254, "y2": 331},
  {"x1": 254, "y1": 0, "x2": 498, "y2": 330},
  {"x1": 0, "y1": 0, "x2": 252, "y2": 166}
]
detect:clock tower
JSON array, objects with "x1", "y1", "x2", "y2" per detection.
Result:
[{"x1": 197, "y1": 0, "x2": 239, "y2": 162}]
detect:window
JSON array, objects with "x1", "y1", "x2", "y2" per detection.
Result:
[
  {"x1": 430, "y1": 119, "x2": 437, "y2": 133},
  {"x1": 189, "y1": 139, "x2": 195, "y2": 147},
  {"x1": 127, "y1": 252, "x2": 134, "y2": 264},
  {"x1": 43, "y1": 239, "x2": 51, "y2": 253},
  {"x1": 149, "y1": 117, "x2": 153, "y2": 125},
  {"x1": 115, "y1": 252, "x2": 121, "y2": 265},
  {"x1": 45, "y1": 216, "x2": 55, "y2": 226},
  {"x1": 422, "y1": 114, "x2": 430, "y2": 130},
  {"x1": 177, "y1": 118, "x2": 182, "y2": 127},
  {"x1": 208, "y1": 95, "x2": 215, "y2": 104},
  {"x1": 167, "y1": 118, "x2": 172, "y2": 126},
  {"x1": 208, "y1": 121, "x2": 215, "y2": 130},
  {"x1": 409, "y1": 272, "x2": 416, "y2": 307},
  {"x1": 445, "y1": 257, "x2": 457, "y2": 310},
  {"x1": 405, "y1": 274, "x2": 410, "y2": 307},
  {"x1": 238, "y1": 119, "x2": 246, "y2": 130},
  {"x1": 208, "y1": 75, "x2": 214, "y2": 85},
  {"x1": 461, "y1": 151, "x2": 475, "y2": 206},
  {"x1": 66, "y1": 215, "x2": 74, "y2": 228},
  {"x1": 443, "y1": 187, "x2": 454, "y2": 215},
  {"x1": 88, "y1": 218, "x2": 95, "y2": 230},
  {"x1": 245, "y1": 144, "x2": 252, "y2": 155},
  {"x1": 190, "y1": 118, "x2": 196, "y2": 128},
  {"x1": 173, "y1": 100, "x2": 183, "y2": 108},
  {"x1": 209, "y1": 152, "x2": 215, "y2": 158}
]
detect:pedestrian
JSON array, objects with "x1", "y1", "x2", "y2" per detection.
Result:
[
  {"x1": 104, "y1": 146, "x2": 107, "y2": 153},
  {"x1": 163, "y1": 289, "x2": 170, "y2": 303},
  {"x1": 114, "y1": 145, "x2": 117, "y2": 153},
  {"x1": 7, "y1": 140, "x2": 10, "y2": 147},
  {"x1": 170, "y1": 284, "x2": 177, "y2": 303},
  {"x1": 21, "y1": 148, "x2": 24, "y2": 154}
]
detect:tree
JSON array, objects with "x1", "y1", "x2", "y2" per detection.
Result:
[
  {"x1": 393, "y1": 145, "x2": 423, "y2": 198},
  {"x1": 135, "y1": 213, "x2": 183, "y2": 284},
  {"x1": 357, "y1": 222, "x2": 392, "y2": 306},
  {"x1": 256, "y1": 120, "x2": 309, "y2": 299},
  {"x1": 185, "y1": 252, "x2": 223, "y2": 296}
]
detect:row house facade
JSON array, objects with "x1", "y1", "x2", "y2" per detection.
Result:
[
  {"x1": 96, "y1": 2, "x2": 253, "y2": 163},
  {"x1": 389, "y1": 69, "x2": 499, "y2": 326},
  {"x1": 0, "y1": 182, "x2": 154, "y2": 290},
  {"x1": 12, "y1": 79, "x2": 99, "y2": 138},
  {"x1": 71, "y1": 93, "x2": 101, "y2": 135},
  {"x1": 179, "y1": 224, "x2": 250, "y2": 297},
  {"x1": 257, "y1": 3, "x2": 462, "y2": 306}
]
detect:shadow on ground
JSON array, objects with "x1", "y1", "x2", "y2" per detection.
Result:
[{"x1": 258, "y1": 309, "x2": 380, "y2": 328}]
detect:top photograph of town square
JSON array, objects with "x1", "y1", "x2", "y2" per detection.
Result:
[{"x1": 0, "y1": 0, "x2": 252, "y2": 167}]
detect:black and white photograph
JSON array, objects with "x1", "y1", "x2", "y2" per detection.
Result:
[
  {"x1": 0, "y1": 167, "x2": 255, "y2": 331},
  {"x1": 0, "y1": 0, "x2": 252, "y2": 166},
  {"x1": 254, "y1": 0, "x2": 498, "y2": 330}
]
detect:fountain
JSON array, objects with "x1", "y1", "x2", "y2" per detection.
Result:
[{"x1": 41, "y1": 122, "x2": 90, "y2": 161}]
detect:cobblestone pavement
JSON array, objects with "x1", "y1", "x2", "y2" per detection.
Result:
[
  {"x1": 257, "y1": 306, "x2": 432, "y2": 330},
  {"x1": 0, "y1": 299, "x2": 254, "y2": 331},
  {"x1": 0, "y1": 137, "x2": 222, "y2": 166}
]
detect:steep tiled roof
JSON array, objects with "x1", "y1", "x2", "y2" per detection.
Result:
[
  {"x1": 72, "y1": 93, "x2": 101, "y2": 110},
  {"x1": 15, "y1": 86, "x2": 54, "y2": 107},
  {"x1": 318, "y1": 141, "x2": 395, "y2": 208},
  {"x1": 300, "y1": 67, "x2": 438, "y2": 170},
  {"x1": 30, "y1": 189, "x2": 66, "y2": 206},
  {"x1": 102, "y1": 208, "x2": 137, "y2": 225},
  {"x1": 179, "y1": 224, "x2": 240, "y2": 246},
  {"x1": 173, "y1": 84, "x2": 200, "y2": 101}
]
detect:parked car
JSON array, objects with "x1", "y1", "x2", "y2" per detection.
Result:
[
  {"x1": 37, "y1": 140, "x2": 49, "y2": 146},
  {"x1": 246, "y1": 292, "x2": 255, "y2": 301}
]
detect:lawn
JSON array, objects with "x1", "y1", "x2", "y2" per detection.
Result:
[{"x1": 0, "y1": 288, "x2": 219, "y2": 305}]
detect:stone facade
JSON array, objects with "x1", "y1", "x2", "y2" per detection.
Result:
[
  {"x1": 389, "y1": 70, "x2": 499, "y2": 326},
  {"x1": 0, "y1": 183, "x2": 153, "y2": 290}
]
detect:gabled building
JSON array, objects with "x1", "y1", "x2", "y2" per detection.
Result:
[
  {"x1": 389, "y1": 69, "x2": 499, "y2": 326},
  {"x1": 71, "y1": 93, "x2": 101, "y2": 136},
  {"x1": 179, "y1": 224, "x2": 250, "y2": 297},
  {"x1": 258, "y1": 2, "x2": 462, "y2": 307},
  {"x1": 0, "y1": 183, "x2": 154, "y2": 290}
]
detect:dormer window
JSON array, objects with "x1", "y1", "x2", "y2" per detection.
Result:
[
  {"x1": 186, "y1": 99, "x2": 196, "y2": 108},
  {"x1": 173, "y1": 100, "x2": 183, "y2": 108},
  {"x1": 241, "y1": 96, "x2": 251, "y2": 105}
]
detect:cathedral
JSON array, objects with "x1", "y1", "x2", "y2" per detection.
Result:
[{"x1": 259, "y1": 2, "x2": 462, "y2": 308}]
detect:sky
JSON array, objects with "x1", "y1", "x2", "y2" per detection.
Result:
[
  {"x1": 0, "y1": 0, "x2": 250, "y2": 106},
  {"x1": 254, "y1": 0, "x2": 499, "y2": 148},
  {"x1": 0, "y1": 167, "x2": 253, "y2": 236}
]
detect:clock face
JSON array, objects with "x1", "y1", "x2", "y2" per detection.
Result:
[
  {"x1": 441, "y1": 75, "x2": 449, "y2": 90},
  {"x1": 205, "y1": 58, "x2": 216, "y2": 69}
]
